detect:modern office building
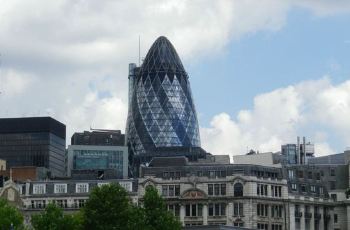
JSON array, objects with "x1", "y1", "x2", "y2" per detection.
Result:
[
  {"x1": 66, "y1": 145, "x2": 128, "y2": 178},
  {"x1": 125, "y1": 36, "x2": 201, "y2": 167},
  {"x1": 67, "y1": 130, "x2": 128, "y2": 178},
  {"x1": 281, "y1": 137, "x2": 315, "y2": 164},
  {"x1": 0, "y1": 117, "x2": 66, "y2": 177}
]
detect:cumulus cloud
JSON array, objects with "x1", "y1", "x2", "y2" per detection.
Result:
[
  {"x1": 201, "y1": 78, "x2": 350, "y2": 157},
  {"x1": 0, "y1": 0, "x2": 349, "y2": 146}
]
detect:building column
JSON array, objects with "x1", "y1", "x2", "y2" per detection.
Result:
[
  {"x1": 227, "y1": 203, "x2": 233, "y2": 226},
  {"x1": 300, "y1": 205, "x2": 305, "y2": 230},
  {"x1": 328, "y1": 208, "x2": 334, "y2": 230},
  {"x1": 203, "y1": 204, "x2": 208, "y2": 225},
  {"x1": 245, "y1": 199, "x2": 254, "y2": 229},
  {"x1": 67, "y1": 198, "x2": 74, "y2": 209},
  {"x1": 347, "y1": 205, "x2": 350, "y2": 230},
  {"x1": 289, "y1": 204, "x2": 296, "y2": 230},
  {"x1": 310, "y1": 205, "x2": 315, "y2": 230},
  {"x1": 319, "y1": 207, "x2": 324, "y2": 230},
  {"x1": 180, "y1": 204, "x2": 185, "y2": 227}
]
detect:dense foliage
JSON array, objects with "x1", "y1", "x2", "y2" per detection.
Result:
[
  {"x1": 82, "y1": 183, "x2": 134, "y2": 230},
  {"x1": 143, "y1": 186, "x2": 182, "y2": 230},
  {"x1": 0, "y1": 198, "x2": 24, "y2": 229},
  {"x1": 31, "y1": 203, "x2": 82, "y2": 230},
  {"x1": 82, "y1": 183, "x2": 181, "y2": 230}
]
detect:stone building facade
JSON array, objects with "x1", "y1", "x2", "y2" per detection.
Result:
[
  {"x1": 2, "y1": 152, "x2": 350, "y2": 229},
  {"x1": 137, "y1": 156, "x2": 343, "y2": 230},
  {"x1": 15, "y1": 179, "x2": 137, "y2": 225}
]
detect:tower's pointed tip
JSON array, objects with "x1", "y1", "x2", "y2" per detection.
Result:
[
  {"x1": 153, "y1": 36, "x2": 171, "y2": 45},
  {"x1": 140, "y1": 36, "x2": 185, "y2": 74}
]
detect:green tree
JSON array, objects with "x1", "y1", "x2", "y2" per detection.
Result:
[
  {"x1": 82, "y1": 183, "x2": 135, "y2": 230},
  {"x1": 143, "y1": 186, "x2": 182, "y2": 230},
  {"x1": 31, "y1": 203, "x2": 82, "y2": 230},
  {"x1": 0, "y1": 198, "x2": 24, "y2": 229}
]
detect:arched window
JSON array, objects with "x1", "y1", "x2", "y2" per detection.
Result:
[{"x1": 234, "y1": 183, "x2": 243, "y2": 197}]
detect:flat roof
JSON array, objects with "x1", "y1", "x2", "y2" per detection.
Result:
[{"x1": 0, "y1": 117, "x2": 66, "y2": 139}]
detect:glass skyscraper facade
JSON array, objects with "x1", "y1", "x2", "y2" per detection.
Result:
[
  {"x1": 0, "y1": 117, "x2": 66, "y2": 177},
  {"x1": 126, "y1": 36, "x2": 201, "y2": 159}
]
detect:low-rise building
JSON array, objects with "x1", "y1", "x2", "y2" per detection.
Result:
[{"x1": 17, "y1": 179, "x2": 137, "y2": 225}]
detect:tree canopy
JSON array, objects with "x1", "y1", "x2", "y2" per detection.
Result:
[
  {"x1": 31, "y1": 203, "x2": 82, "y2": 230},
  {"x1": 82, "y1": 183, "x2": 181, "y2": 230},
  {"x1": 82, "y1": 183, "x2": 134, "y2": 230},
  {"x1": 0, "y1": 198, "x2": 24, "y2": 230},
  {"x1": 143, "y1": 186, "x2": 182, "y2": 230}
]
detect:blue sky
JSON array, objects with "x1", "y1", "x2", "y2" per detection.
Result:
[
  {"x1": 190, "y1": 8, "x2": 350, "y2": 125},
  {"x1": 1, "y1": 1, "x2": 350, "y2": 156}
]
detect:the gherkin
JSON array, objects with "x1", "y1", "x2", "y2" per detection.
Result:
[{"x1": 126, "y1": 36, "x2": 201, "y2": 162}]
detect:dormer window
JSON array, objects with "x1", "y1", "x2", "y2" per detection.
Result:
[
  {"x1": 33, "y1": 184, "x2": 46, "y2": 194},
  {"x1": 54, "y1": 184, "x2": 67, "y2": 194},
  {"x1": 76, "y1": 183, "x2": 89, "y2": 193}
]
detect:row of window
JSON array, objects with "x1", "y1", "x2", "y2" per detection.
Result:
[
  {"x1": 295, "y1": 205, "x2": 325, "y2": 214},
  {"x1": 257, "y1": 184, "x2": 282, "y2": 197},
  {"x1": 161, "y1": 183, "x2": 244, "y2": 197},
  {"x1": 33, "y1": 183, "x2": 89, "y2": 194},
  {"x1": 208, "y1": 203, "x2": 226, "y2": 217},
  {"x1": 257, "y1": 204, "x2": 283, "y2": 218},
  {"x1": 163, "y1": 169, "x2": 281, "y2": 180},
  {"x1": 183, "y1": 202, "x2": 244, "y2": 217},
  {"x1": 208, "y1": 184, "x2": 226, "y2": 196},
  {"x1": 252, "y1": 170, "x2": 279, "y2": 179},
  {"x1": 30, "y1": 199, "x2": 87, "y2": 209},
  {"x1": 288, "y1": 168, "x2": 335, "y2": 180},
  {"x1": 291, "y1": 183, "x2": 324, "y2": 194},
  {"x1": 162, "y1": 170, "x2": 227, "y2": 179},
  {"x1": 162, "y1": 169, "x2": 282, "y2": 180},
  {"x1": 32, "y1": 182, "x2": 132, "y2": 195},
  {"x1": 208, "y1": 183, "x2": 244, "y2": 197},
  {"x1": 162, "y1": 185, "x2": 180, "y2": 197},
  {"x1": 257, "y1": 223, "x2": 283, "y2": 230}
]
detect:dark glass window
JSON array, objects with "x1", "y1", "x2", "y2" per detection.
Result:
[
  {"x1": 208, "y1": 184, "x2": 213, "y2": 196},
  {"x1": 301, "y1": 184, "x2": 306, "y2": 192},
  {"x1": 330, "y1": 169, "x2": 335, "y2": 176},
  {"x1": 297, "y1": 170, "x2": 303, "y2": 178},
  {"x1": 185, "y1": 204, "x2": 191, "y2": 217},
  {"x1": 234, "y1": 183, "x2": 243, "y2": 197},
  {"x1": 308, "y1": 171, "x2": 312, "y2": 179},
  {"x1": 221, "y1": 184, "x2": 226, "y2": 195},
  {"x1": 214, "y1": 184, "x2": 220, "y2": 195}
]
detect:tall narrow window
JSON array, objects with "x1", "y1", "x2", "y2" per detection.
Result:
[{"x1": 234, "y1": 183, "x2": 243, "y2": 197}]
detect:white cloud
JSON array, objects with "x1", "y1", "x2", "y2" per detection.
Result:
[
  {"x1": 0, "y1": 0, "x2": 349, "y2": 147},
  {"x1": 0, "y1": 69, "x2": 36, "y2": 97},
  {"x1": 201, "y1": 78, "x2": 350, "y2": 157}
]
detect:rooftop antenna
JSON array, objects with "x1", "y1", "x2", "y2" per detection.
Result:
[{"x1": 138, "y1": 35, "x2": 141, "y2": 66}]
